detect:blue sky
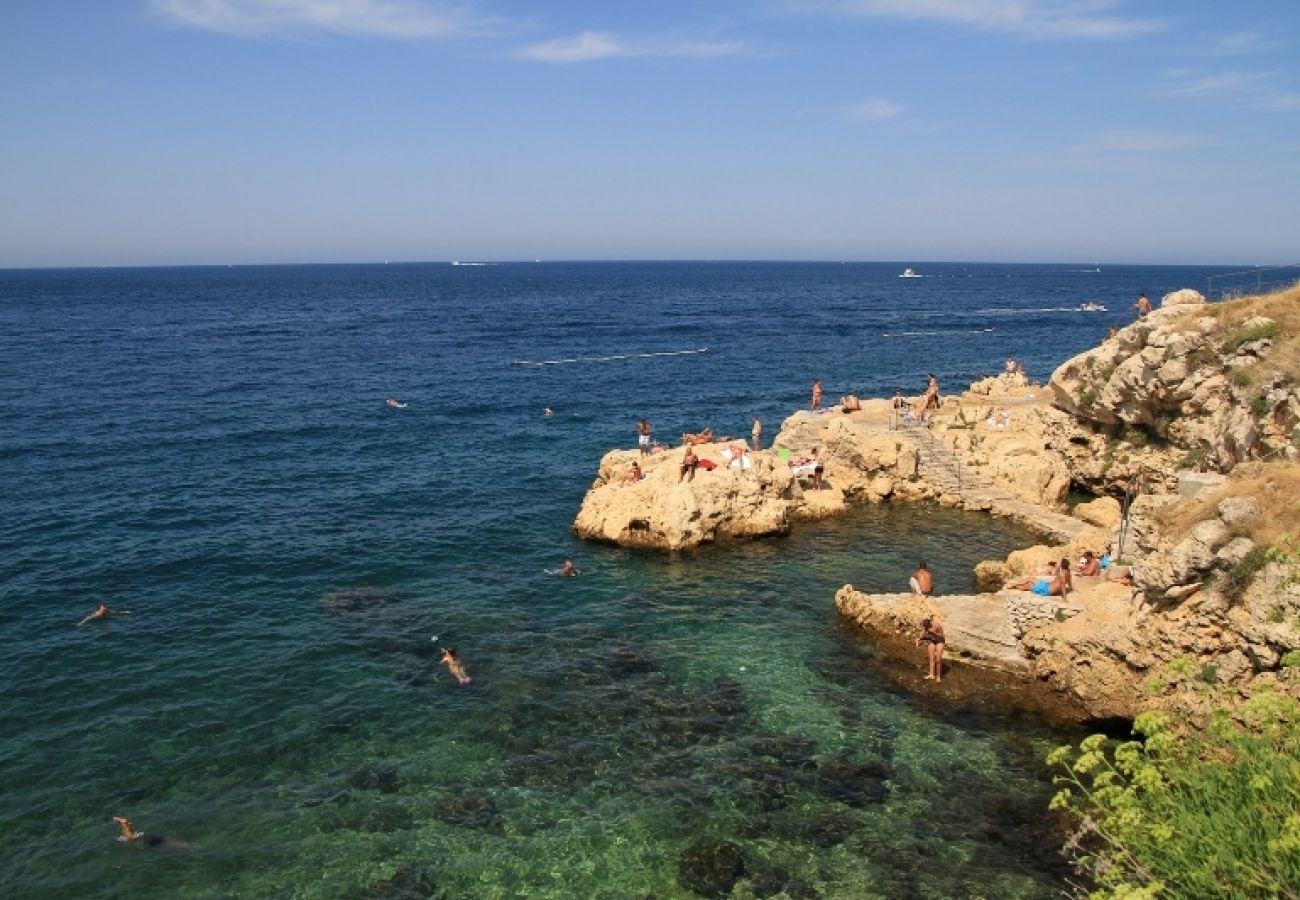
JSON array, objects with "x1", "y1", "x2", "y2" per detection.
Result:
[{"x1": 1, "y1": 0, "x2": 1297, "y2": 266}]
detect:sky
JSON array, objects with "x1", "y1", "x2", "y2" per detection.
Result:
[{"x1": 1, "y1": 0, "x2": 1298, "y2": 267}]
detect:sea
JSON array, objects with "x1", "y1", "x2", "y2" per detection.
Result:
[{"x1": 0, "y1": 261, "x2": 1227, "y2": 898}]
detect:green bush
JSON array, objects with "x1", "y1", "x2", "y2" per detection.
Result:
[
  {"x1": 1222, "y1": 547, "x2": 1270, "y2": 603},
  {"x1": 1123, "y1": 427, "x2": 1150, "y2": 447},
  {"x1": 1253, "y1": 393, "x2": 1274, "y2": 416},
  {"x1": 1224, "y1": 321, "x2": 1280, "y2": 353},
  {"x1": 1232, "y1": 370, "x2": 1253, "y2": 388},
  {"x1": 1078, "y1": 385, "x2": 1097, "y2": 410},
  {"x1": 1048, "y1": 694, "x2": 1300, "y2": 899},
  {"x1": 1281, "y1": 650, "x2": 1300, "y2": 668}
]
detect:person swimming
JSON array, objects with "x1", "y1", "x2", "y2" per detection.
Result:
[
  {"x1": 558, "y1": 559, "x2": 579, "y2": 577},
  {"x1": 385, "y1": 398, "x2": 407, "y2": 409},
  {"x1": 77, "y1": 602, "x2": 130, "y2": 627},
  {"x1": 112, "y1": 816, "x2": 167, "y2": 847},
  {"x1": 440, "y1": 646, "x2": 472, "y2": 685}
]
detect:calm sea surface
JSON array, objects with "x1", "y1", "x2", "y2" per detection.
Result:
[{"x1": 0, "y1": 261, "x2": 1221, "y2": 898}]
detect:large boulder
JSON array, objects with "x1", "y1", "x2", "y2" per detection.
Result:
[
  {"x1": 1161, "y1": 288, "x2": 1207, "y2": 308},
  {"x1": 573, "y1": 447, "x2": 798, "y2": 550}
]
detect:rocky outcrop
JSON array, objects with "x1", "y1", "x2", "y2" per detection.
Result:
[
  {"x1": 572, "y1": 447, "x2": 807, "y2": 550},
  {"x1": 1049, "y1": 291, "x2": 1299, "y2": 471}
]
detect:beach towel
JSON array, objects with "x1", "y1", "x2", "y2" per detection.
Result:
[
  {"x1": 695, "y1": 458, "x2": 718, "y2": 471},
  {"x1": 777, "y1": 448, "x2": 792, "y2": 460},
  {"x1": 791, "y1": 463, "x2": 817, "y2": 476}
]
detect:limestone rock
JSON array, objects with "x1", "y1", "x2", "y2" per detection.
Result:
[
  {"x1": 1216, "y1": 536, "x2": 1257, "y2": 567},
  {"x1": 573, "y1": 447, "x2": 797, "y2": 550},
  {"x1": 1161, "y1": 288, "x2": 1207, "y2": 308},
  {"x1": 1218, "y1": 496, "x2": 1261, "y2": 530},
  {"x1": 1074, "y1": 496, "x2": 1121, "y2": 529}
]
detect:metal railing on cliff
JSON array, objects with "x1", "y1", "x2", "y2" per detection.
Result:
[{"x1": 1206, "y1": 264, "x2": 1300, "y2": 300}]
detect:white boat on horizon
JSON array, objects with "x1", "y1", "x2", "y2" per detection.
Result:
[
  {"x1": 899, "y1": 267, "x2": 921, "y2": 278},
  {"x1": 1078, "y1": 301, "x2": 1107, "y2": 312}
]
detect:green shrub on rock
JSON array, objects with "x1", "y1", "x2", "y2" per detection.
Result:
[{"x1": 1047, "y1": 694, "x2": 1300, "y2": 899}]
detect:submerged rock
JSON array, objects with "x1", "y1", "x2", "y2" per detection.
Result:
[
  {"x1": 433, "y1": 788, "x2": 500, "y2": 830},
  {"x1": 348, "y1": 763, "x2": 400, "y2": 794},
  {"x1": 678, "y1": 839, "x2": 746, "y2": 897}
]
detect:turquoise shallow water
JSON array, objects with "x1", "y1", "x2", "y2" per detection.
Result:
[{"x1": 0, "y1": 262, "x2": 1219, "y2": 897}]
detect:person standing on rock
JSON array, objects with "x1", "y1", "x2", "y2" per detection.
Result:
[
  {"x1": 679, "y1": 446, "x2": 699, "y2": 483},
  {"x1": 810, "y1": 379, "x2": 822, "y2": 411},
  {"x1": 917, "y1": 617, "x2": 946, "y2": 682},
  {"x1": 637, "y1": 419, "x2": 652, "y2": 457},
  {"x1": 910, "y1": 562, "x2": 933, "y2": 596},
  {"x1": 751, "y1": 416, "x2": 762, "y2": 451},
  {"x1": 1133, "y1": 292, "x2": 1152, "y2": 317}
]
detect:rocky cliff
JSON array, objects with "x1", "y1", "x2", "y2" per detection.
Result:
[{"x1": 1049, "y1": 286, "x2": 1300, "y2": 479}]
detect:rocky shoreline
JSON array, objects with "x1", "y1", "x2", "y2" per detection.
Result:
[{"x1": 574, "y1": 285, "x2": 1300, "y2": 725}]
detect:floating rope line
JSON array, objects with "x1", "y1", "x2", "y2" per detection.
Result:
[
  {"x1": 880, "y1": 328, "x2": 995, "y2": 337},
  {"x1": 512, "y1": 347, "x2": 709, "y2": 366}
]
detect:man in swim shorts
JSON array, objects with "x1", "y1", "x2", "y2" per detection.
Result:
[
  {"x1": 637, "y1": 419, "x2": 652, "y2": 457},
  {"x1": 680, "y1": 447, "x2": 699, "y2": 482}
]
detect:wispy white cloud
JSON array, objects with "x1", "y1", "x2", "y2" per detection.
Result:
[
  {"x1": 1164, "y1": 69, "x2": 1300, "y2": 113},
  {"x1": 824, "y1": 0, "x2": 1165, "y2": 40},
  {"x1": 1208, "y1": 27, "x2": 1286, "y2": 56},
  {"x1": 518, "y1": 30, "x2": 745, "y2": 64},
  {"x1": 1075, "y1": 129, "x2": 1203, "y2": 154},
  {"x1": 842, "y1": 98, "x2": 904, "y2": 120},
  {"x1": 150, "y1": 0, "x2": 492, "y2": 39}
]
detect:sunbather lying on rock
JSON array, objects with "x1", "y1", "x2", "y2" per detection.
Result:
[
  {"x1": 1006, "y1": 559, "x2": 1072, "y2": 596},
  {"x1": 681, "y1": 427, "x2": 714, "y2": 445}
]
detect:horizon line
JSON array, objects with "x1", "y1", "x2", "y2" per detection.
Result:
[{"x1": 4, "y1": 258, "x2": 1291, "y2": 273}]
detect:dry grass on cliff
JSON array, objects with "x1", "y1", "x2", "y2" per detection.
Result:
[
  {"x1": 1192, "y1": 282, "x2": 1300, "y2": 392},
  {"x1": 1155, "y1": 459, "x2": 1300, "y2": 548}
]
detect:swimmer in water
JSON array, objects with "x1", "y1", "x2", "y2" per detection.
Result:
[
  {"x1": 544, "y1": 407, "x2": 553, "y2": 416},
  {"x1": 385, "y1": 397, "x2": 406, "y2": 409},
  {"x1": 440, "y1": 646, "x2": 472, "y2": 685},
  {"x1": 558, "y1": 559, "x2": 579, "y2": 577},
  {"x1": 112, "y1": 816, "x2": 166, "y2": 847},
  {"x1": 77, "y1": 602, "x2": 130, "y2": 627}
]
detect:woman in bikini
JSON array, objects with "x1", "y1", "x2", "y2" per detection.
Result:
[{"x1": 917, "y1": 617, "x2": 946, "y2": 682}]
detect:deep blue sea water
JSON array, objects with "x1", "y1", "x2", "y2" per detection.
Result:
[{"x1": 1, "y1": 261, "x2": 1222, "y2": 898}]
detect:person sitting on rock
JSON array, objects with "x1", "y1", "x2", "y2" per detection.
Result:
[
  {"x1": 1073, "y1": 550, "x2": 1101, "y2": 577},
  {"x1": 622, "y1": 461, "x2": 644, "y2": 485},
  {"x1": 909, "y1": 561, "x2": 933, "y2": 596},
  {"x1": 913, "y1": 373, "x2": 940, "y2": 415},
  {"x1": 892, "y1": 388, "x2": 908, "y2": 410},
  {"x1": 839, "y1": 394, "x2": 862, "y2": 412},
  {"x1": 1052, "y1": 558, "x2": 1074, "y2": 596}
]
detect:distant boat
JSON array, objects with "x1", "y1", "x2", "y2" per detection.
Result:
[
  {"x1": 1078, "y1": 301, "x2": 1107, "y2": 312},
  {"x1": 899, "y1": 267, "x2": 921, "y2": 278}
]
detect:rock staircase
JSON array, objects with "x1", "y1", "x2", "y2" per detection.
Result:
[
  {"x1": 900, "y1": 426, "x2": 989, "y2": 494},
  {"x1": 894, "y1": 425, "x2": 1090, "y2": 544}
]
